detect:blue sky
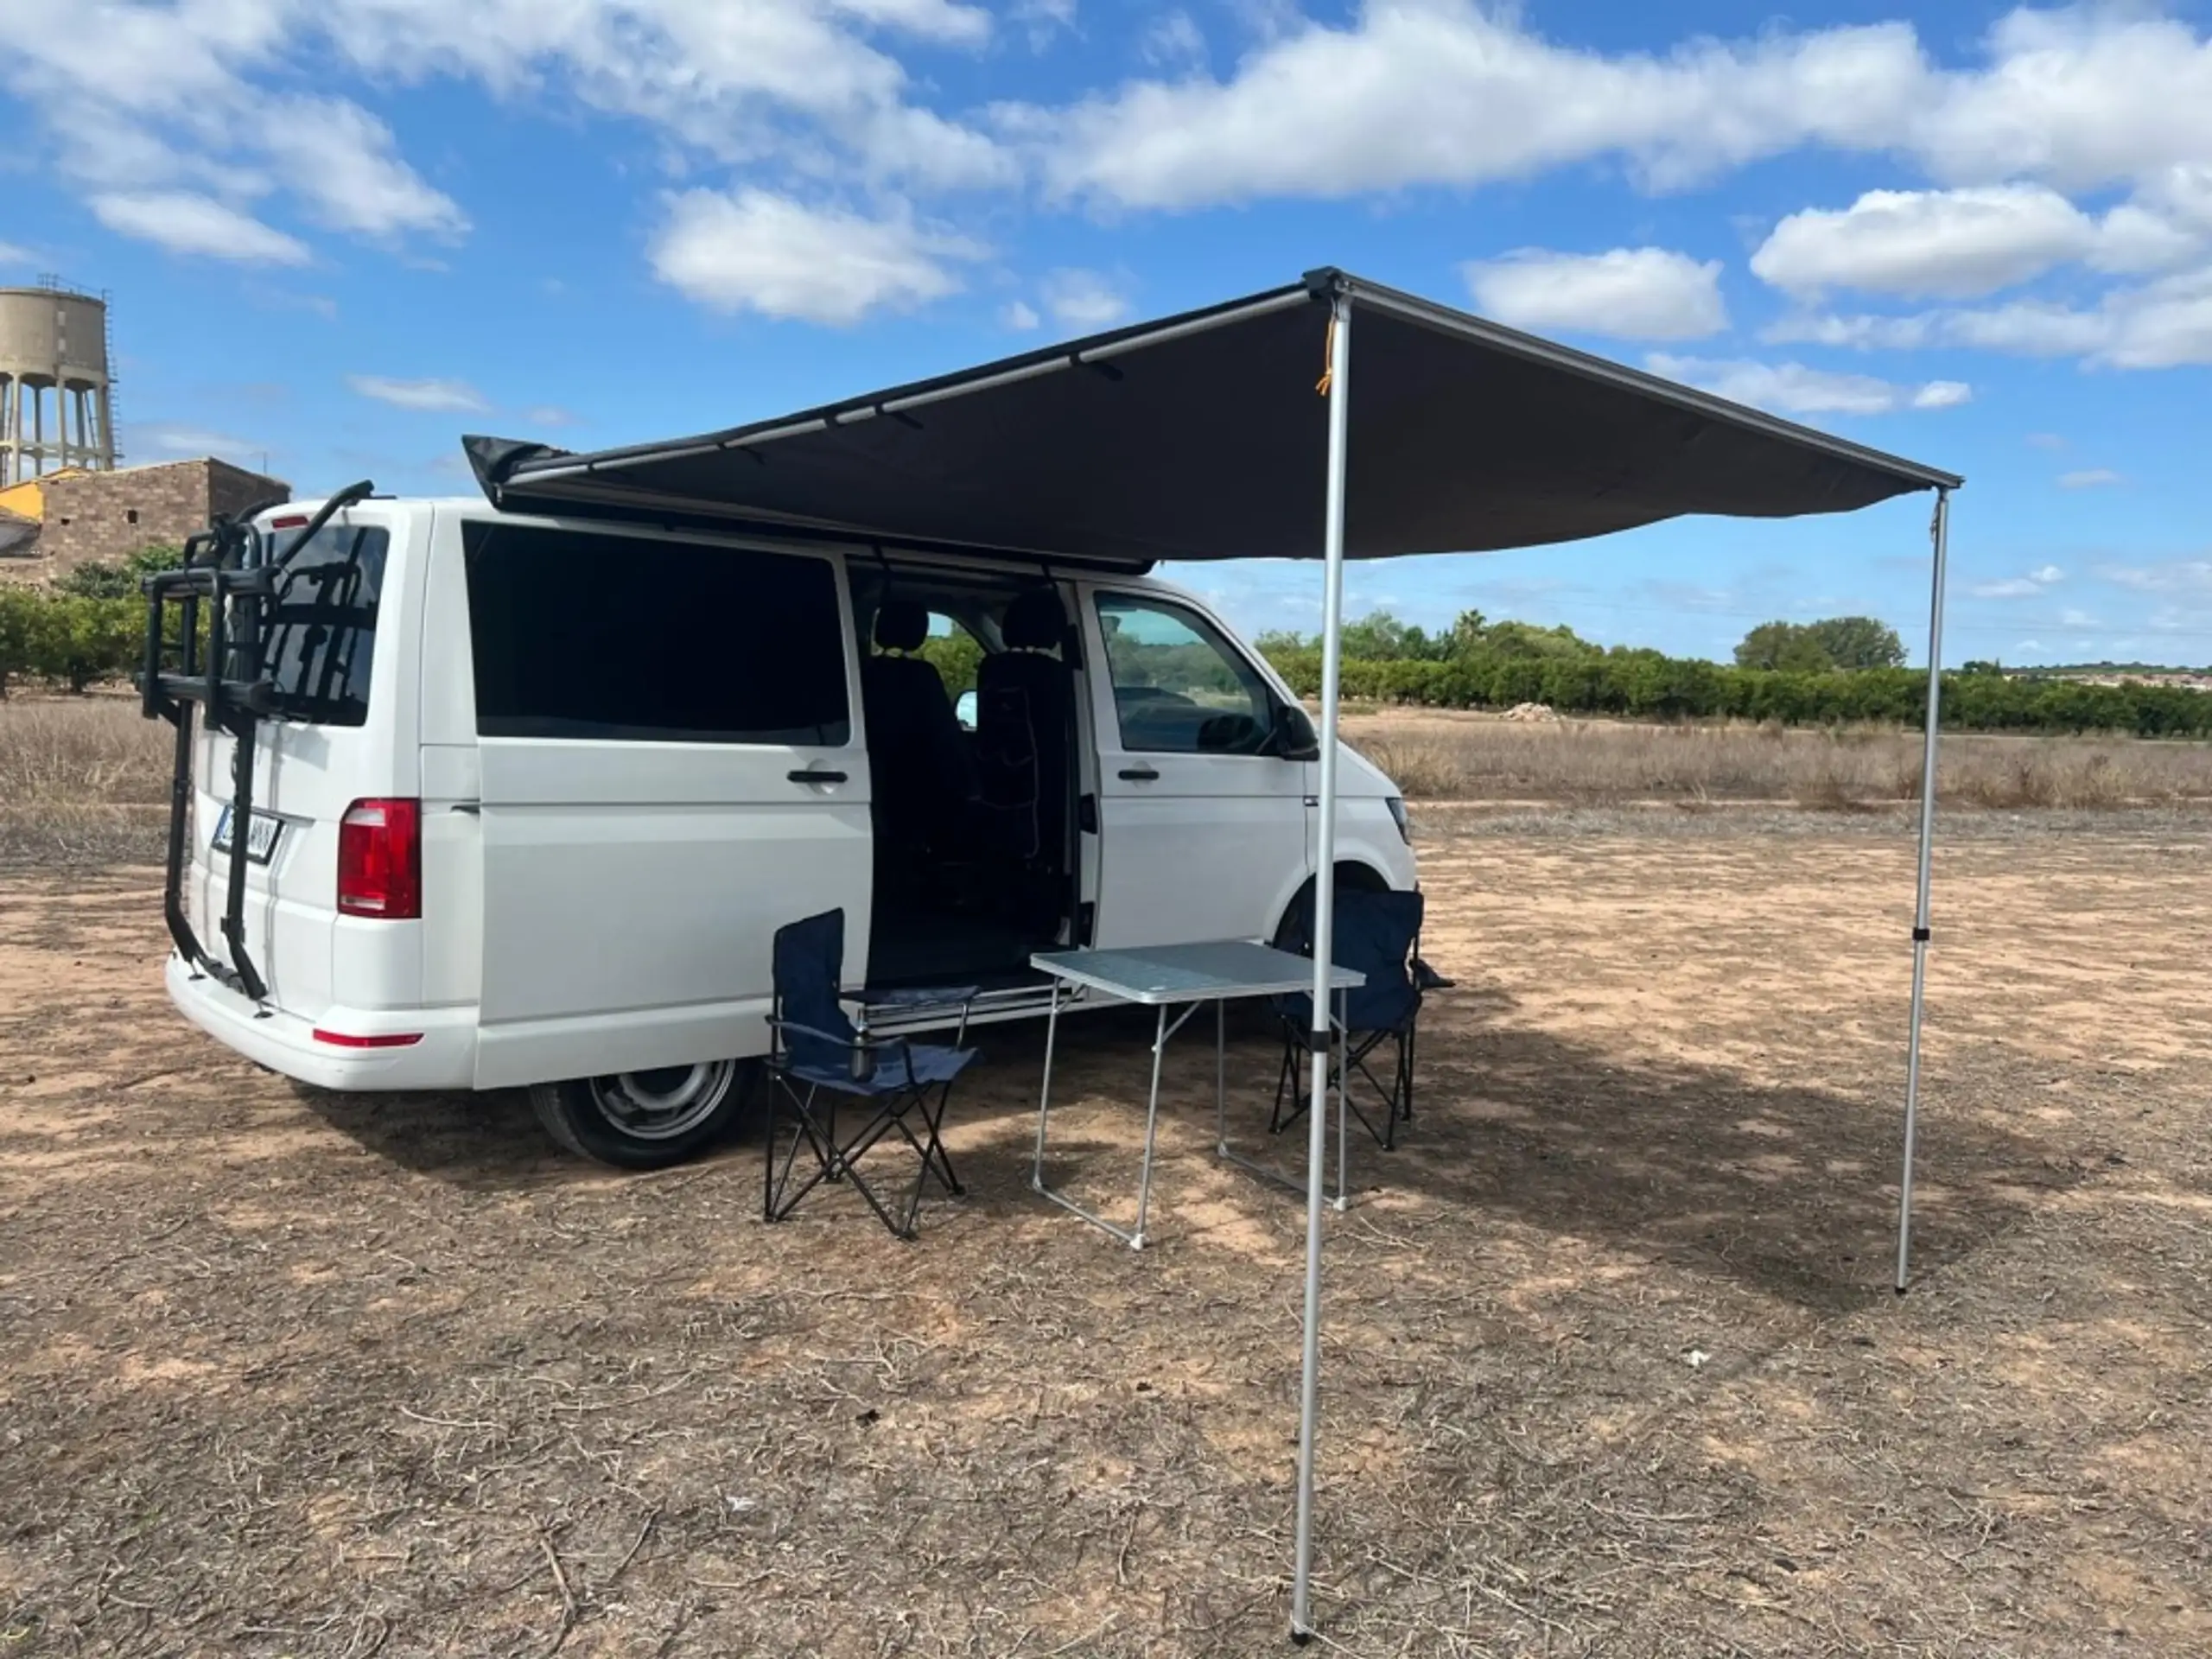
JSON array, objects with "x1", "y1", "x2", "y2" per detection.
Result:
[{"x1": 4, "y1": 1, "x2": 2210, "y2": 666}]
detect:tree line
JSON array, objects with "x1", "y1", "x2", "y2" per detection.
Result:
[
  {"x1": 1253, "y1": 609, "x2": 2212, "y2": 739},
  {"x1": 6, "y1": 573, "x2": 2209, "y2": 740},
  {"x1": 0, "y1": 549, "x2": 184, "y2": 697}
]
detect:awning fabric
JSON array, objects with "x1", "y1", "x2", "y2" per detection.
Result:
[{"x1": 467, "y1": 269, "x2": 1960, "y2": 569}]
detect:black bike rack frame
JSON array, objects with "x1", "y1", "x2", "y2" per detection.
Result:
[{"x1": 141, "y1": 481, "x2": 374, "y2": 1004}]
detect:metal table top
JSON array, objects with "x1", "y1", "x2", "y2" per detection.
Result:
[{"x1": 1031, "y1": 941, "x2": 1363, "y2": 1006}]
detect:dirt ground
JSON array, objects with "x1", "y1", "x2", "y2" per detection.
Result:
[{"x1": 3, "y1": 814, "x2": 2208, "y2": 1657}]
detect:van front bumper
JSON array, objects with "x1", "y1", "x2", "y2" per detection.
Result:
[{"x1": 165, "y1": 953, "x2": 479, "y2": 1091}]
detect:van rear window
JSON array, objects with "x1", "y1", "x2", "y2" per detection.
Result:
[
  {"x1": 462, "y1": 524, "x2": 851, "y2": 745},
  {"x1": 263, "y1": 524, "x2": 389, "y2": 726}
]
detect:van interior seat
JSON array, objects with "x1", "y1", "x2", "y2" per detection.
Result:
[
  {"x1": 976, "y1": 588, "x2": 1073, "y2": 868},
  {"x1": 861, "y1": 600, "x2": 978, "y2": 852}
]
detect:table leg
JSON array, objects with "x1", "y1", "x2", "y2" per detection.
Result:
[
  {"x1": 1131, "y1": 1001, "x2": 1171, "y2": 1249},
  {"x1": 1030, "y1": 978, "x2": 1062, "y2": 1193},
  {"x1": 1214, "y1": 996, "x2": 1227, "y2": 1155},
  {"x1": 1335, "y1": 986, "x2": 1350, "y2": 1213}
]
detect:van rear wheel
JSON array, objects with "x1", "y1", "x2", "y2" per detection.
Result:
[{"x1": 529, "y1": 1059, "x2": 748, "y2": 1168}]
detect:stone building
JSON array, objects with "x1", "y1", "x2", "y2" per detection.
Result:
[{"x1": 1, "y1": 457, "x2": 290, "y2": 581}]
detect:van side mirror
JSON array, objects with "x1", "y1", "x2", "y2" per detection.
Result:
[{"x1": 1271, "y1": 701, "x2": 1320, "y2": 761}]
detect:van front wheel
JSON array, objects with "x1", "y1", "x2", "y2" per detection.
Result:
[{"x1": 529, "y1": 1060, "x2": 748, "y2": 1168}]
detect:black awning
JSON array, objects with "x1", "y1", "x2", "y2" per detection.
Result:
[{"x1": 468, "y1": 269, "x2": 1960, "y2": 569}]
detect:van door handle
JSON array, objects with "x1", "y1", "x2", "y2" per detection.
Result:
[
  {"x1": 451, "y1": 802, "x2": 480, "y2": 816},
  {"x1": 1118, "y1": 766, "x2": 1160, "y2": 782},
  {"x1": 788, "y1": 768, "x2": 849, "y2": 785}
]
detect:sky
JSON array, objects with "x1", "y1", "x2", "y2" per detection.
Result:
[{"x1": 3, "y1": 1, "x2": 2211, "y2": 668}]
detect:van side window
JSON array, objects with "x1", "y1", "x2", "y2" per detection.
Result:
[
  {"x1": 1095, "y1": 594, "x2": 1274, "y2": 755},
  {"x1": 463, "y1": 524, "x2": 850, "y2": 745}
]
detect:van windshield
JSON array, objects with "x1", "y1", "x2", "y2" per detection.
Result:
[{"x1": 259, "y1": 524, "x2": 388, "y2": 727}]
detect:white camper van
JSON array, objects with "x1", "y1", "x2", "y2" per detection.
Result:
[{"x1": 147, "y1": 493, "x2": 1415, "y2": 1167}]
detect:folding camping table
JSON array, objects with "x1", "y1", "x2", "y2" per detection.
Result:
[{"x1": 1029, "y1": 941, "x2": 1364, "y2": 1249}]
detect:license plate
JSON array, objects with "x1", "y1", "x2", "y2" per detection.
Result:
[{"x1": 212, "y1": 804, "x2": 283, "y2": 865}]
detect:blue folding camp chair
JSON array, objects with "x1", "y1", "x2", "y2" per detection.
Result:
[
  {"x1": 1270, "y1": 887, "x2": 1427, "y2": 1150},
  {"x1": 764, "y1": 909, "x2": 976, "y2": 1239}
]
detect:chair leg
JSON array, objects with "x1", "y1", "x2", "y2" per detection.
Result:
[
  {"x1": 1270, "y1": 1027, "x2": 1306, "y2": 1135},
  {"x1": 1401, "y1": 1024, "x2": 1417, "y2": 1123},
  {"x1": 886, "y1": 1081, "x2": 963, "y2": 1198},
  {"x1": 766, "y1": 1079, "x2": 838, "y2": 1223}
]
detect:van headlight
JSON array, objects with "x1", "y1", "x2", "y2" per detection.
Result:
[{"x1": 1384, "y1": 796, "x2": 1411, "y2": 844}]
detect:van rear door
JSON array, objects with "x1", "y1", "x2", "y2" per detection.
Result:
[
  {"x1": 185, "y1": 503, "x2": 422, "y2": 1023},
  {"x1": 460, "y1": 523, "x2": 871, "y2": 1088}
]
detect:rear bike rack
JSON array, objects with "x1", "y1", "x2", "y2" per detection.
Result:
[{"x1": 140, "y1": 481, "x2": 374, "y2": 1004}]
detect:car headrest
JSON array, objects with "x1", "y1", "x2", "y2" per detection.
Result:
[
  {"x1": 873, "y1": 600, "x2": 929, "y2": 652},
  {"x1": 1002, "y1": 589, "x2": 1065, "y2": 651}
]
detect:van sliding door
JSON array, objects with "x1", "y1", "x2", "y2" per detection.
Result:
[{"x1": 463, "y1": 524, "x2": 870, "y2": 1089}]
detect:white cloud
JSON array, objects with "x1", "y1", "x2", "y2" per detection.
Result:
[
  {"x1": 524, "y1": 405, "x2": 576, "y2": 427},
  {"x1": 1751, "y1": 184, "x2": 2204, "y2": 304},
  {"x1": 1040, "y1": 267, "x2": 1130, "y2": 328},
  {"x1": 1019, "y1": 5, "x2": 2212, "y2": 213},
  {"x1": 2025, "y1": 431, "x2": 2069, "y2": 450},
  {"x1": 1463, "y1": 247, "x2": 1726, "y2": 340},
  {"x1": 1141, "y1": 10, "x2": 1208, "y2": 69},
  {"x1": 2096, "y1": 560, "x2": 2212, "y2": 594},
  {"x1": 1645, "y1": 354, "x2": 1970, "y2": 417},
  {"x1": 1753, "y1": 186, "x2": 2100, "y2": 299},
  {"x1": 1761, "y1": 262, "x2": 2212, "y2": 369},
  {"x1": 648, "y1": 188, "x2": 981, "y2": 324},
  {"x1": 1, "y1": 0, "x2": 1007, "y2": 267},
  {"x1": 128, "y1": 423, "x2": 265, "y2": 462},
  {"x1": 347, "y1": 375, "x2": 491, "y2": 413},
  {"x1": 1911, "y1": 379, "x2": 1973, "y2": 409},
  {"x1": 2058, "y1": 468, "x2": 2123, "y2": 489},
  {"x1": 2059, "y1": 608, "x2": 2100, "y2": 627},
  {"x1": 255, "y1": 97, "x2": 467, "y2": 240},
  {"x1": 87, "y1": 192, "x2": 309, "y2": 265},
  {"x1": 0, "y1": 241, "x2": 33, "y2": 266},
  {"x1": 1000, "y1": 299, "x2": 1041, "y2": 331},
  {"x1": 1970, "y1": 564, "x2": 2063, "y2": 599},
  {"x1": 1760, "y1": 310, "x2": 1932, "y2": 349}
]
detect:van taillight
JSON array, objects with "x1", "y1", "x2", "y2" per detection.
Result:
[{"x1": 338, "y1": 798, "x2": 421, "y2": 918}]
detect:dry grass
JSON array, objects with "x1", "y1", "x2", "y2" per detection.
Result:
[
  {"x1": 1345, "y1": 707, "x2": 2212, "y2": 810},
  {"x1": 4, "y1": 693, "x2": 2207, "y2": 823},
  {"x1": 0, "y1": 695, "x2": 170, "y2": 806},
  {"x1": 0, "y1": 697, "x2": 173, "y2": 869},
  {"x1": 4, "y1": 824, "x2": 2210, "y2": 1655}
]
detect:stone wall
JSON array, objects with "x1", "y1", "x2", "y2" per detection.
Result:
[{"x1": 35, "y1": 459, "x2": 290, "y2": 577}]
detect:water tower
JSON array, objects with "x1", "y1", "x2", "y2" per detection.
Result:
[{"x1": 0, "y1": 279, "x2": 118, "y2": 486}]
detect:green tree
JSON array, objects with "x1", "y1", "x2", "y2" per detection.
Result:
[
  {"x1": 1481, "y1": 619, "x2": 1599, "y2": 660},
  {"x1": 53, "y1": 543, "x2": 186, "y2": 601},
  {"x1": 1805, "y1": 614, "x2": 1906, "y2": 669},
  {"x1": 1446, "y1": 608, "x2": 1491, "y2": 656},
  {"x1": 1734, "y1": 620, "x2": 1835, "y2": 672},
  {"x1": 28, "y1": 594, "x2": 140, "y2": 692},
  {"x1": 0, "y1": 585, "x2": 40, "y2": 698},
  {"x1": 1338, "y1": 611, "x2": 1439, "y2": 661},
  {"x1": 913, "y1": 626, "x2": 983, "y2": 698}
]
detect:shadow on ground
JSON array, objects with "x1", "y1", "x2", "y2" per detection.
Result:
[{"x1": 292, "y1": 982, "x2": 2080, "y2": 1313}]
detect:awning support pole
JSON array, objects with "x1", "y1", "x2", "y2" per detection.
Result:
[
  {"x1": 1896, "y1": 486, "x2": 1951, "y2": 1294},
  {"x1": 1292, "y1": 287, "x2": 1352, "y2": 1643}
]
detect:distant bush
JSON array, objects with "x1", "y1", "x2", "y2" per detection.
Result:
[
  {"x1": 1258, "y1": 625, "x2": 2212, "y2": 739},
  {"x1": 0, "y1": 587, "x2": 143, "y2": 696}
]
